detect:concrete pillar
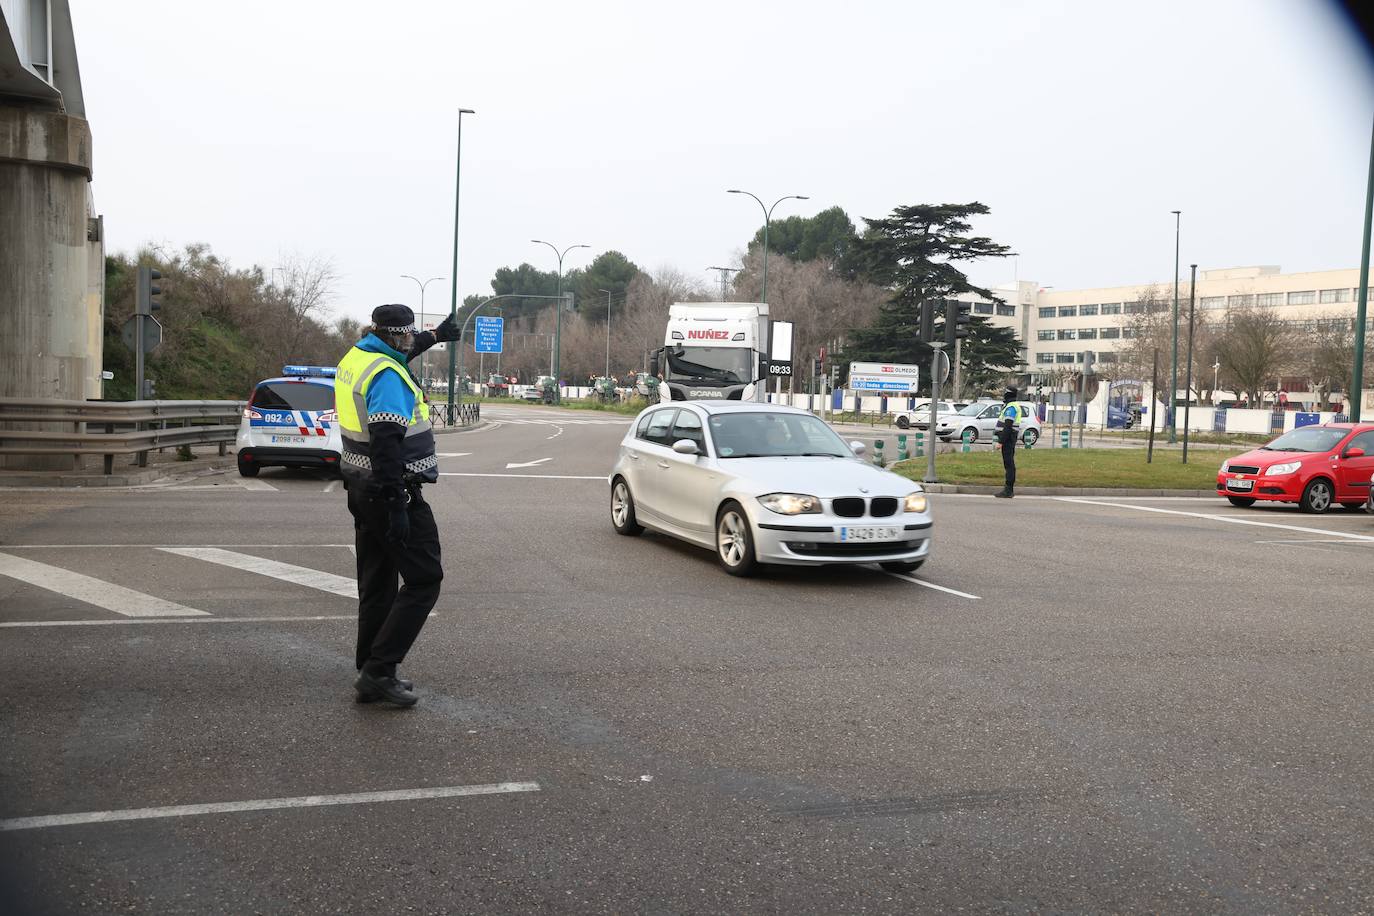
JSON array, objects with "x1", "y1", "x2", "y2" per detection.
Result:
[{"x1": 0, "y1": 103, "x2": 102, "y2": 469}]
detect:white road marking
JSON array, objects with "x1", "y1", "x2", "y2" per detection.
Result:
[
  {"x1": 323, "y1": 479, "x2": 341, "y2": 493},
  {"x1": 546, "y1": 426, "x2": 563, "y2": 441},
  {"x1": 883, "y1": 570, "x2": 982, "y2": 600},
  {"x1": 440, "y1": 472, "x2": 606, "y2": 480},
  {"x1": 1254, "y1": 537, "x2": 1374, "y2": 545},
  {"x1": 1056, "y1": 498, "x2": 1374, "y2": 542},
  {"x1": 505, "y1": 457, "x2": 553, "y2": 469},
  {"x1": 158, "y1": 547, "x2": 358, "y2": 597},
  {"x1": 0, "y1": 781, "x2": 542, "y2": 832},
  {"x1": 0, "y1": 614, "x2": 354, "y2": 629},
  {"x1": 435, "y1": 452, "x2": 472, "y2": 458},
  {"x1": 237, "y1": 477, "x2": 279, "y2": 491},
  {"x1": 0, "y1": 544, "x2": 356, "y2": 549},
  {"x1": 0, "y1": 552, "x2": 209, "y2": 618}
]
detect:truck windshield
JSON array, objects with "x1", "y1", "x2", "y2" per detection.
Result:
[{"x1": 665, "y1": 347, "x2": 752, "y2": 384}]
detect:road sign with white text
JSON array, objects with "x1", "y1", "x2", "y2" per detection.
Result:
[
  {"x1": 474, "y1": 316, "x2": 504, "y2": 353},
  {"x1": 848, "y1": 361, "x2": 920, "y2": 392}
]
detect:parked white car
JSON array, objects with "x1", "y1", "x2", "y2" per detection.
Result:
[
  {"x1": 609, "y1": 402, "x2": 934, "y2": 577},
  {"x1": 893, "y1": 400, "x2": 966, "y2": 431},
  {"x1": 935, "y1": 400, "x2": 1043, "y2": 446}
]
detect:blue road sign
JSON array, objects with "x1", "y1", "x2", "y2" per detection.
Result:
[{"x1": 474, "y1": 315, "x2": 504, "y2": 354}]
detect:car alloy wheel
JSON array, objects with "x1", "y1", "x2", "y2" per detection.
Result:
[
  {"x1": 715, "y1": 503, "x2": 757, "y2": 576},
  {"x1": 896, "y1": 416, "x2": 910, "y2": 429},
  {"x1": 611, "y1": 478, "x2": 643, "y2": 536},
  {"x1": 1299, "y1": 478, "x2": 1333, "y2": 514},
  {"x1": 1022, "y1": 428, "x2": 1040, "y2": 446},
  {"x1": 962, "y1": 427, "x2": 978, "y2": 444}
]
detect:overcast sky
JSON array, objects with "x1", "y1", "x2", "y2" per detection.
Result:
[{"x1": 73, "y1": 0, "x2": 1374, "y2": 324}]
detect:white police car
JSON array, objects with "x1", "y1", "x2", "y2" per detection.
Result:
[{"x1": 235, "y1": 366, "x2": 342, "y2": 477}]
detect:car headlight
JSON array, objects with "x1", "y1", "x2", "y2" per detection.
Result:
[
  {"x1": 1219, "y1": 460, "x2": 1230, "y2": 474},
  {"x1": 904, "y1": 492, "x2": 928, "y2": 514},
  {"x1": 1265, "y1": 462, "x2": 1301, "y2": 476},
  {"x1": 757, "y1": 493, "x2": 821, "y2": 515}
]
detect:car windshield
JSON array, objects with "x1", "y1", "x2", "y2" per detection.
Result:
[
  {"x1": 251, "y1": 381, "x2": 334, "y2": 411},
  {"x1": 957, "y1": 402, "x2": 993, "y2": 416},
  {"x1": 1260, "y1": 427, "x2": 1348, "y2": 453},
  {"x1": 665, "y1": 347, "x2": 752, "y2": 384},
  {"x1": 708, "y1": 412, "x2": 850, "y2": 458}
]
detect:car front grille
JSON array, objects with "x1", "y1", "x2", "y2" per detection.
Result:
[
  {"x1": 1228, "y1": 465, "x2": 1260, "y2": 475},
  {"x1": 830, "y1": 496, "x2": 901, "y2": 518}
]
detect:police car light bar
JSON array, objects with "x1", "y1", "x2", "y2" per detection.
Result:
[{"x1": 282, "y1": 365, "x2": 337, "y2": 378}]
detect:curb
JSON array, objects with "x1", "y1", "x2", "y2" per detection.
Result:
[
  {"x1": 0, "y1": 460, "x2": 235, "y2": 489},
  {"x1": 920, "y1": 483, "x2": 1216, "y2": 498}
]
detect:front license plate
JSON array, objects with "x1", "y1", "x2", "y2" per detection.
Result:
[
  {"x1": 839, "y1": 526, "x2": 901, "y2": 542},
  {"x1": 1226, "y1": 479, "x2": 1254, "y2": 491},
  {"x1": 270, "y1": 435, "x2": 308, "y2": 444}
]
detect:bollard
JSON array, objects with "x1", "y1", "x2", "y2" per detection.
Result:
[
  {"x1": 873, "y1": 439, "x2": 885, "y2": 465},
  {"x1": 962, "y1": 439, "x2": 971, "y2": 453},
  {"x1": 897, "y1": 434, "x2": 908, "y2": 461},
  {"x1": 1060, "y1": 429, "x2": 1070, "y2": 448},
  {"x1": 914, "y1": 431, "x2": 924, "y2": 458}
]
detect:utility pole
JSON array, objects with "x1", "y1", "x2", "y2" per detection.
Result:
[
  {"x1": 1353, "y1": 114, "x2": 1372, "y2": 422},
  {"x1": 1169, "y1": 210, "x2": 1181, "y2": 442},
  {"x1": 707, "y1": 266, "x2": 739, "y2": 301},
  {"x1": 446, "y1": 108, "x2": 475, "y2": 423},
  {"x1": 1147, "y1": 348, "x2": 1159, "y2": 463},
  {"x1": 1183, "y1": 264, "x2": 1198, "y2": 464},
  {"x1": 599, "y1": 288, "x2": 613, "y2": 380}
]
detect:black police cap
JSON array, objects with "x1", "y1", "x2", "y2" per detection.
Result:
[{"x1": 371, "y1": 304, "x2": 416, "y2": 332}]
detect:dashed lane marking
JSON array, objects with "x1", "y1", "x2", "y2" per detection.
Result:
[
  {"x1": 1055, "y1": 497, "x2": 1374, "y2": 542},
  {"x1": 237, "y1": 477, "x2": 279, "y2": 492},
  {"x1": 0, "y1": 614, "x2": 354, "y2": 629},
  {"x1": 0, "y1": 551, "x2": 209, "y2": 618},
  {"x1": 0, "y1": 781, "x2": 542, "y2": 832},
  {"x1": 882, "y1": 570, "x2": 981, "y2": 600},
  {"x1": 158, "y1": 547, "x2": 358, "y2": 597}
]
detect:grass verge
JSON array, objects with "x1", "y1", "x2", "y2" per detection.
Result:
[{"x1": 891, "y1": 448, "x2": 1220, "y2": 489}]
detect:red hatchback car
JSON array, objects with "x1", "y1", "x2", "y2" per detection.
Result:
[{"x1": 1217, "y1": 423, "x2": 1374, "y2": 513}]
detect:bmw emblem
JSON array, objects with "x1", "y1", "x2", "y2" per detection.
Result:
[{"x1": 859, "y1": 486, "x2": 870, "y2": 493}]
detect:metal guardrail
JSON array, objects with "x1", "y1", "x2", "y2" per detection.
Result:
[{"x1": 0, "y1": 398, "x2": 245, "y2": 474}]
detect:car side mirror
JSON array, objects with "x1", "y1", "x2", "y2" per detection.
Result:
[
  {"x1": 849, "y1": 440, "x2": 866, "y2": 457},
  {"x1": 671, "y1": 439, "x2": 699, "y2": 455},
  {"x1": 1345, "y1": 447, "x2": 1366, "y2": 459}
]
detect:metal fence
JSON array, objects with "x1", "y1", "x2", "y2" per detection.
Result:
[{"x1": 0, "y1": 398, "x2": 245, "y2": 474}]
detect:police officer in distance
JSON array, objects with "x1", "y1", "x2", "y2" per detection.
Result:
[
  {"x1": 994, "y1": 386, "x2": 1020, "y2": 499},
  {"x1": 334, "y1": 304, "x2": 460, "y2": 706}
]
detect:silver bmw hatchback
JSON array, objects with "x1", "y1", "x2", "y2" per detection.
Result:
[{"x1": 609, "y1": 402, "x2": 934, "y2": 577}]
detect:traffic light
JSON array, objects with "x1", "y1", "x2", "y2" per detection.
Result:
[
  {"x1": 136, "y1": 266, "x2": 162, "y2": 316},
  {"x1": 812, "y1": 357, "x2": 822, "y2": 377},
  {"x1": 944, "y1": 299, "x2": 972, "y2": 346},
  {"x1": 919, "y1": 300, "x2": 935, "y2": 343},
  {"x1": 142, "y1": 378, "x2": 157, "y2": 399}
]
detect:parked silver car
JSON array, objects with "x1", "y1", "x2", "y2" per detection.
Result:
[
  {"x1": 609, "y1": 402, "x2": 934, "y2": 576},
  {"x1": 935, "y1": 400, "x2": 1042, "y2": 446}
]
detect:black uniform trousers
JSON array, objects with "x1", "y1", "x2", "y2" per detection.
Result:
[
  {"x1": 1000, "y1": 433, "x2": 1017, "y2": 490},
  {"x1": 346, "y1": 485, "x2": 443, "y2": 678}
]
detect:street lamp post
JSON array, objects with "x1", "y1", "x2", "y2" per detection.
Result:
[
  {"x1": 401, "y1": 274, "x2": 444, "y2": 385},
  {"x1": 531, "y1": 239, "x2": 589, "y2": 404},
  {"x1": 599, "y1": 288, "x2": 613, "y2": 381},
  {"x1": 1169, "y1": 210, "x2": 1181, "y2": 443},
  {"x1": 1183, "y1": 264, "x2": 1198, "y2": 464},
  {"x1": 726, "y1": 190, "x2": 809, "y2": 307},
  {"x1": 445, "y1": 107, "x2": 475, "y2": 424},
  {"x1": 1212, "y1": 360, "x2": 1221, "y2": 404},
  {"x1": 1353, "y1": 113, "x2": 1373, "y2": 423}
]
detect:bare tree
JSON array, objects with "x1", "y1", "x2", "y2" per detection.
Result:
[
  {"x1": 1212, "y1": 306, "x2": 1298, "y2": 405},
  {"x1": 271, "y1": 253, "x2": 340, "y2": 367}
]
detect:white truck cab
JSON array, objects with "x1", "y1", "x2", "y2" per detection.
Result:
[{"x1": 651, "y1": 302, "x2": 770, "y2": 402}]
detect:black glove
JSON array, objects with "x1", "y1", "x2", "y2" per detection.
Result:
[
  {"x1": 385, "y1": 494, "x2": 410, "y2": 545},
  {"x1": 434, "y1": 313, "x2": 462, "y2": 343}
]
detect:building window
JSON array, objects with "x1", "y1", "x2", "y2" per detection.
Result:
[
  {"x1": 1037, "y1": 330, "x2": 1054, "y2": 341},
  {"x1": 1100, "y1": 303, "x2": 1122, "y2": 315},
  {"x1": 1079, "y1": 304, "x2": 1099, "y2": 316},
  {"x1": 1287, "y1": 290, "x2": 1315, "y2": 305},
  {"x1": 1319, "y1": 288, "x2": 1352, "y2": 304},
  {"x1": 1078, "y1": 328, "x2": 1098, "y2": 339},
  {"x1": 1200, "y1": 296, "x2": 1225, "y2": 309},
  {"x1": 1038, "y1": 306, "x2": 1056, "y2": 319},
  {"x1": 1256, "y1": 292, "x2": 1283, "y2": 307},
  {"x1": 1097, "y1": 352, "x2": 1119, "y2": 364},
  {"x1": 1124, "y1": 302, "x2": 1145, "y2": 314},
  {"x1": 1036, "y1": 353, "x2": 1055, "y2": 364},
  {"x1": 1099, "y1": 327, "x2": 1121, "y2": 340},
  {"x1": 1057, "y1": 329, "x2": 1077, "y2": 340},
  {"x1": 1058, "y1": 306, "x2": 1078, "y2": 317},
  {"x1": 996, "y1": 304, "x2": 1015, "y2": 316},
  {"x1": 1227, "y1": 294, "x2": 1254, "y2": 308},
  {"x1": 973, "y1": 302, "x2": 994, "y2": 315},
  {"x1": 1056, "y1": 354, "x2": 1075, "y2": 364},
  {"x1": 1122, "y1": 327, "x2": 1137, "y2": 339}
]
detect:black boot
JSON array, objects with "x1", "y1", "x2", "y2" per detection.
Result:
[{"x1": 994, "y1": 488, "x2": 1013, "y2": 499}]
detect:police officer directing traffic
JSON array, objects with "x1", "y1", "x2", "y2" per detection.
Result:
[
  {"x1": 334, "y1": 304, "x2": 460, "y2": 707},
  {"x1": 994, "y1": 386, "x2": 1019, "y2": 499}
]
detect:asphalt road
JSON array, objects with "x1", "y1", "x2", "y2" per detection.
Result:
[{"x1": 2, "y1": 403, "x2": 1372, "y2": 914}]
